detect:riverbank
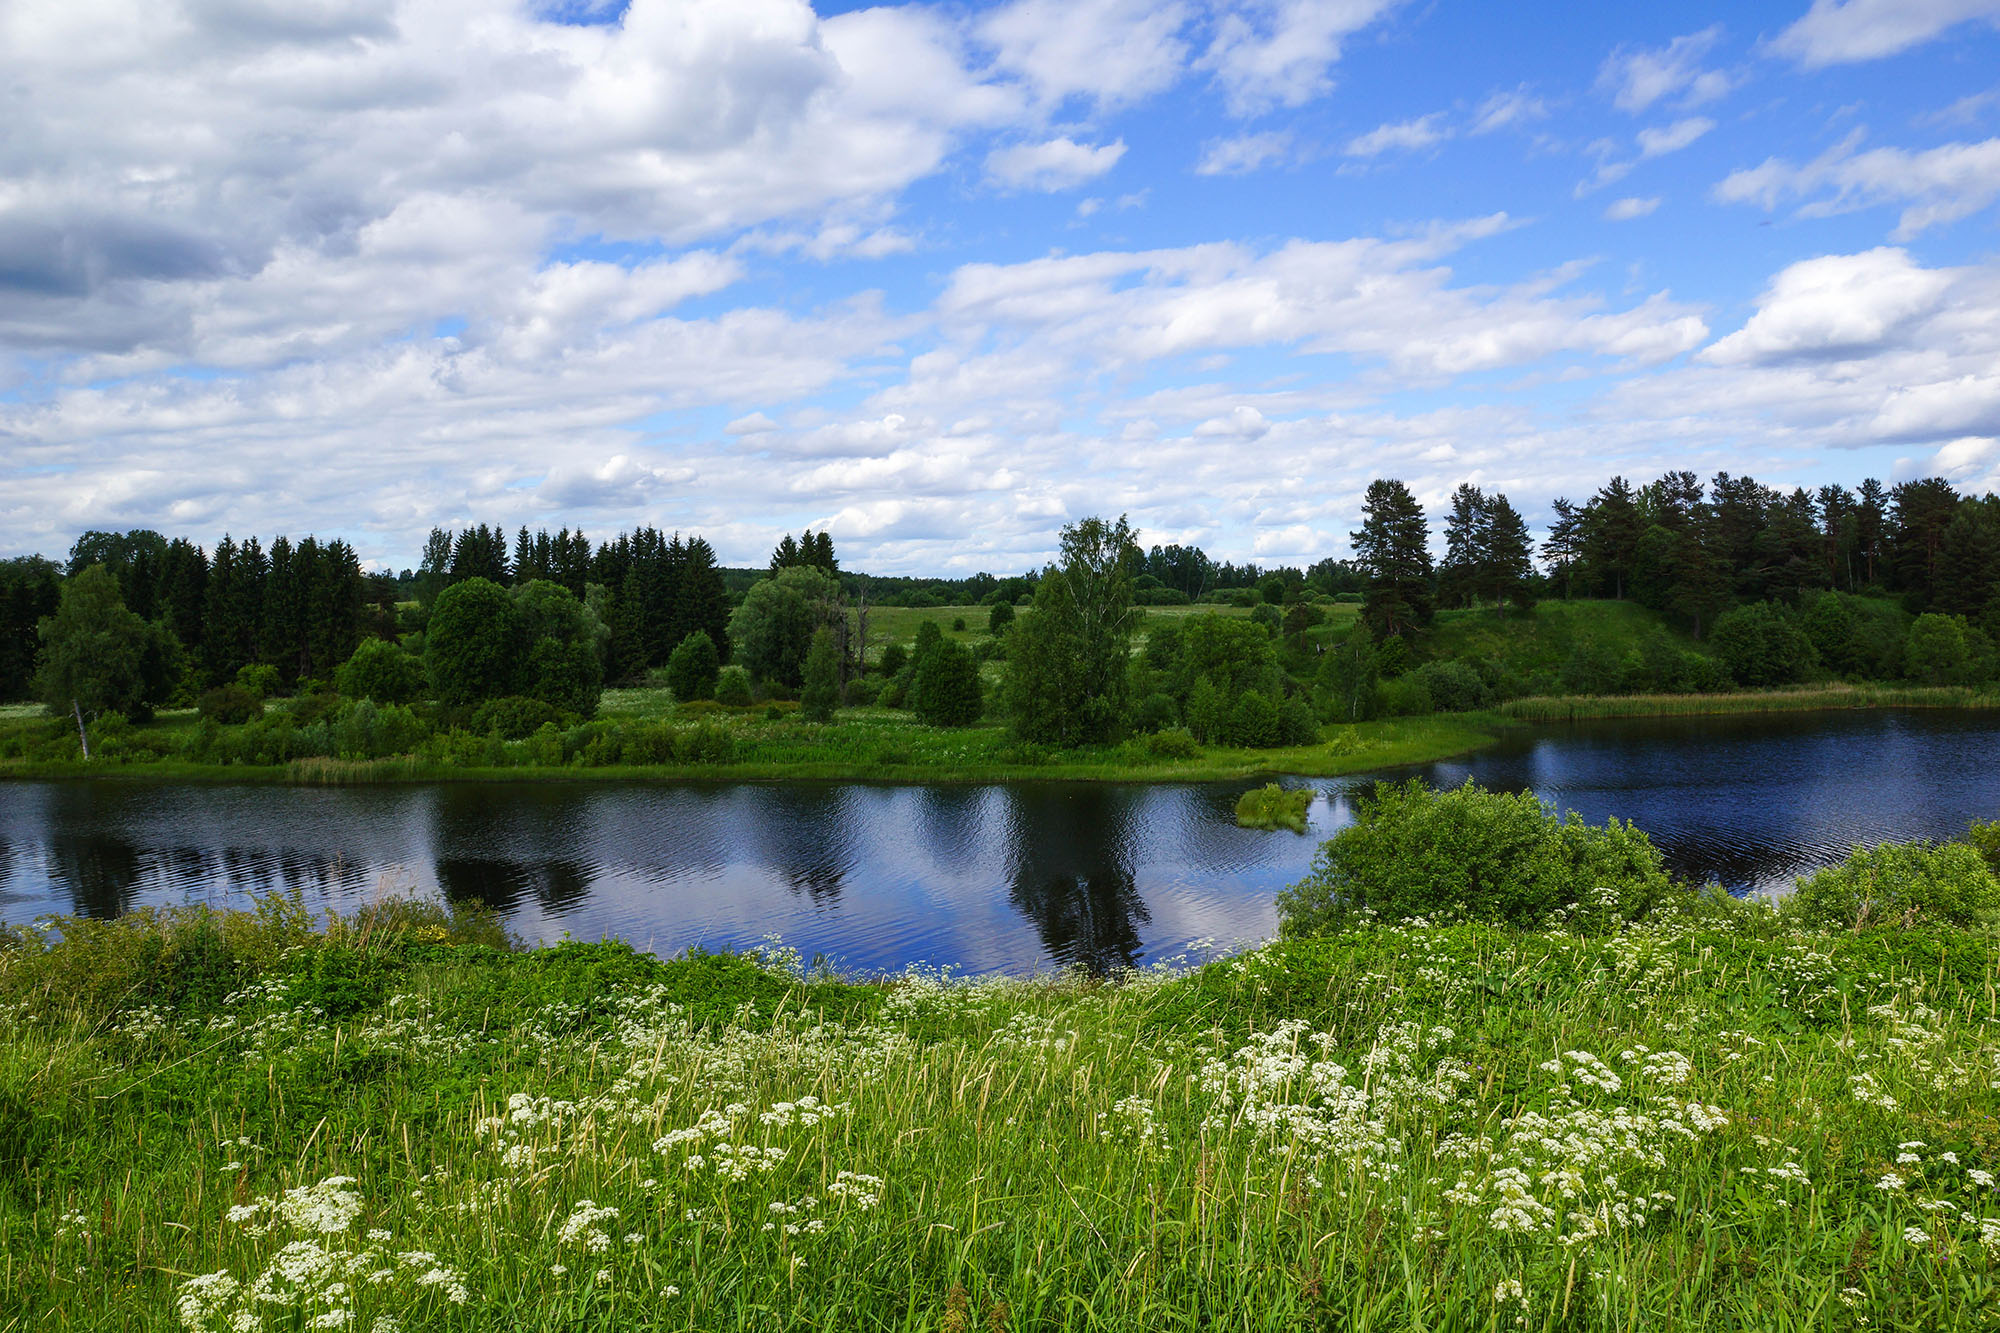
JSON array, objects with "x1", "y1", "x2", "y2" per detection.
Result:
[
  {"x1": 0, "y1": 711, "x2": 1504, "y2": 785},
  {"x1": 6, "y1": 683, "x2": 1999, "y2": 787},
  {"x1": 4, "y1": 895, "x2": 1995, "y2": 1330}
]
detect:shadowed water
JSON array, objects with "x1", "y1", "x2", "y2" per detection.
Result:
[{"x1": 2, "y1": 709, "x2": 1997, "y2": 975}]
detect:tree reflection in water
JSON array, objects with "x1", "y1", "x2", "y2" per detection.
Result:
[
  {"x1": 1004, "y1": 786, "x2": 1149, "y2": 973},
  {"x1": 754, "y1": 786, "x2": 854, "y2": 903},
  {"x1": 428, "y1": 788, "x2": 593, "y2": 916}
]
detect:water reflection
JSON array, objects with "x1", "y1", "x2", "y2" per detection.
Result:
[
  {"x1": 752, "y1": 786, "x2": 856, "y2": 903},
  {"x1": 6, "y1": 710, "x2": 2000, "y2": 973},
  {"x1": 1004, "y1": 787, "x2": 1149, "y2": 973}
]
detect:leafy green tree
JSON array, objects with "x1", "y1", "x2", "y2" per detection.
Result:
[
  {"x1": 800, "y1": 627, "x2": 840, "y2": 722},
  {"x1": 1004, "y1": 515, "x2": 1140, "y2": 747},
  {"x1": 988, "y1": 601, "x2": 1015, "y2": 635},
  {"x1": 425, "y1": 578, "x2": 521, "y2": 706},
  {"x1": 1316, "y1": 623, "x2": 1379, "y2": 721},
  {"x1": 1710, "y1": 601, "x2": 1818, "y2": 687},
  {"x1": 512, "y1": 580, "x2": 603, "y2": 715},
  {"x1": 336, "y1": 638, "x2": 426, "y2": 705},
  {"x1": 665, "y1": 630, "x2": 720, "y2": 701},
  {"x1": 910, "y1": 636, "x2": 981, "y2": 726},
  {"x1": 1905, "y1": 612, "x2": 1976, "y2": 685},
  {"x1": 1350, "y1": 480, "x2": 1432, "y2": 639},
  {"x1": 34, "y1": 565, "x2": 179, "y2": 747},
  {"x1": 730, "y1": 566, "x2": 840, "y2": 688}
]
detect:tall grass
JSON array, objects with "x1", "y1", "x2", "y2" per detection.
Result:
[
  {"x1": 1496, "y1": 683, "x2": 2000, "y2": 721},
  {"x1": 3, "y1": 896, "x2": 1997, "y2": 1329}
]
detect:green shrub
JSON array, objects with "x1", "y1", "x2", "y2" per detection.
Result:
[
  {"x1": 1411, "y1": 659, "x2": 1488, "y2": 712},
  {"x1": 1276, "y1": 696, "x2": 1320, "y2": 746},
  {"x1": 1223, "y1": 689, "x2": 1278, "y2": 747},
  {"x1": 1787, "y1": 841, "x2": 2000, "y2": 932},
  {"x1": 198, "y1": 683, "x2": 264, "y2": 724},
  {"x1": 333, "y1": 699, "x2": 428, "y2": 759},
  {"x1": 715, "y1": 666, "x2": 753, "y2": 707},
  {"x1": 335, "y1": 639, "x2": 426, "y2": 706},
  {"x1": 235, "y1": 663, "x2": 282, "y2": 699},
  {"x1": 665, "y1": 630, "x2": 720, "y2": 701},
  {"x1": 1143, "y1": 726, "x2": 1200, "y2": 759},
  {"x1": 1712, "y1": 602, "x2": 1819, "y2": 687},
  {"x1": 472, "y1": 695, "x2": 563, "y2": 740},
  {"x1": 1276, "y1": 779, "x2": 1672, "y2": 935},
  {"x1": 1131, "y1": 691, "x2": 1176, "y2": 733},
  {"x1": 987, "y1": 602, "x2": 1014, "y2": 635}
]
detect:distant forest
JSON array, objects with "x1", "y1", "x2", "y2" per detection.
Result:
[{"x1": 1, "y1": 469, "x2": 1994, "y2": 708}]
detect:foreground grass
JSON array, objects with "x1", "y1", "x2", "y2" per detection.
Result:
[{"x1": 3, "y1": 897, "x2": 1997, "y2": 1330}]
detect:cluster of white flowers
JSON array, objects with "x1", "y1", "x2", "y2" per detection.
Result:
[
  {"x1": 761, "y1": 1196, "x2": 826, "y2": 1236},
  {"x1": 1098, "y1": 1095, "x2": 1169, "y2": 1154},
  {"x1": 112, "y1": 1003, "x2": 173, "y2": 1043},
  {"x1": 556, "y1": 1201, "x2": 620, "y2": 1253},
  {"x1": 178, "y1": 1237, "x2": 468, "y2": 1331},
  {"x1": 1849, "y1": 1072, "x2": 1899, "y2": 1111},
  {"x1": 992, "y1": 1011, "x2": 1072, "y2": 1055},
  {"x1": 759, "y1": 1095, "x2": 848, "y2": 1129},
  {"x1": 824, "y1": 1171, "x2": 885, "y2": 1210},
  {"x1": 227, "y1": 1177, "x2": 364, "y2": 1238}
]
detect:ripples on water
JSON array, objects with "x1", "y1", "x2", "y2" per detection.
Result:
[{"x1": 3, "y1": 709, "x2": 1998, "y2": 975}]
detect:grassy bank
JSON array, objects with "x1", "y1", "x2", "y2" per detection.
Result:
[
  {"x1": 0, "y1": 712, "x2": 1502, "y2": 785},
  {"x1": 1496, "y1": 683, "x2": 2000, "y2": 722},
  {"x1": 3, "y1": 896, "x2": 1997, "y2": 1329}
]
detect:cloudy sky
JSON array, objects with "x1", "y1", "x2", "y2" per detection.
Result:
[{"x1": 4, "y1": 0, "x2": 2000, "y2": 574}]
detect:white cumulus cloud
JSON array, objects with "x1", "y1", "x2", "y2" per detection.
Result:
[
  {"x1": 985, "y1": 137, "x2": 1128, "y2": 191},
  {"x1": 1771, "y1": 0, "x2": 2000, "y2": 67}
]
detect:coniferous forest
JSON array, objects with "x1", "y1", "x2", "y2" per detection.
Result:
[{"x1": 4, "y1": 468, "x2": 2000, "y2": 777}]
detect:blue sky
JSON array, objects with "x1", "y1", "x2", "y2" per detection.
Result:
[{"x1": 3, "y1": 0, "x2": 1999, "y2": 573}]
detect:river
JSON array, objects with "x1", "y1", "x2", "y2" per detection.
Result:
[{"x1": 3, "y1": 708, "x2": 1997, "y2": 974}]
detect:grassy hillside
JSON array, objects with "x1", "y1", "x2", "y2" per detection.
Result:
[
  {"x1": 1424, "y1": 599, "x2": 1704, "y2": 685},
  {"x1": 3, "y1": 896, "x2": 1996, "y2": 1329}
]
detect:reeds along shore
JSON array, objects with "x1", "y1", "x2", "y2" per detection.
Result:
[
  {"x1": 1495, "y1": 683, "x2": 2000, "y2": 721},
  {"x1": 2, "y1": 893, "x2": 1997, "y2": 1330}
]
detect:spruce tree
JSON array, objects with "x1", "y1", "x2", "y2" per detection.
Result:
[
  {"x1": 1350, "y1": 480, "x2": 1433, "y2": 640},
  {"x1": 1439, "y1": 483, "x2": 1488, "y2": 610},
  {"x1": 1480, "y1": 493, "x2": 1534, "y2": 611}
]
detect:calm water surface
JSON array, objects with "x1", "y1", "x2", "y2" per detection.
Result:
[{"x1": 3, "y1": 709, "x2": 1997, "y2": 975}]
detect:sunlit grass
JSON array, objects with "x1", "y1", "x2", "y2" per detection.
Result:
[{"x1": 3, "y1": 897, "x2": 1997, "y2": 1329}]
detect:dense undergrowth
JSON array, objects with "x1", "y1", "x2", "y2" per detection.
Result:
[{"x1": 3, "y1": 890, "x2": 1998, "y2": 1331}]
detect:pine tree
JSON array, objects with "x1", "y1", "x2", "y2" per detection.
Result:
[
  {"x1": 1480, "y1": 493, "x2": 1534, "y2": 611},
  {"x1": 1350, "y1": 480, "x2": 1433, "y2": 640},
  {"x1": 1542, "y1": 498, "x2": 1584, "y2": 599},
  {"x1": 1580, "y1": 477, "x2": 1643, "y2": 600},
  {"x1": 1439, "y1": 483, "x2": 1488, "y2": 610}
]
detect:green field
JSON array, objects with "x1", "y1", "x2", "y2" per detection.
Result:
[{"x1": 4, "y1": 895, "x2": 1996, "y2": 1330}]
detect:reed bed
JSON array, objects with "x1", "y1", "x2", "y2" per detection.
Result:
[
  {"x1": 2, "y1": 895, "x2": 1996, "y2": 1330},
  {"x1": 1496, "y1": 684, "x2": 2000, "y2": 722}
]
